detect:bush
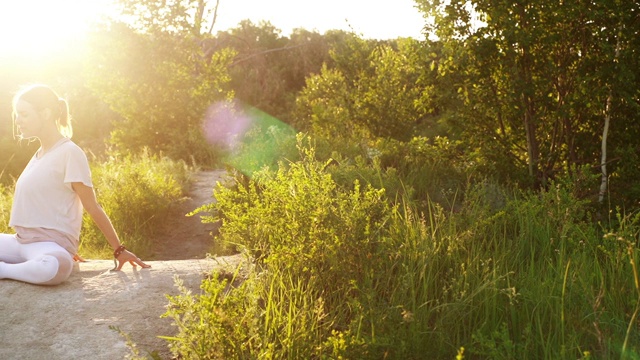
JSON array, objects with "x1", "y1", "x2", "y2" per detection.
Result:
[
  {"x1": 372, "y1": 136, "x2": 470, "y2": 211},
  {"x1": 165, "y1": 138, "x2": 640, "y2": 359},
  {"x1": 79, "y1": 150, "x2": 192, "y2": 258},
  {"x1": 214, "y1": 138, "x2": 390, "y2": 323},
  {"x1": 169, "y1": 138, "x2": 392, "y2": 358}
]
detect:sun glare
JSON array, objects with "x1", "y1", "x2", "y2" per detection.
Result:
[
  {"x1": 0, "y1": 0, "x2": 109, "y2": 60},
  {"x1": 1, "y1": 0, "x2": 423, "y2": 61}
]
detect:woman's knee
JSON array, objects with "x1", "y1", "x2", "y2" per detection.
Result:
[
  {"x1": 39, "y1": 252, "x2": 74, "y2": 286},
  {"x1": 0, "y1": 234, "x2": 22, "y2": 263}
]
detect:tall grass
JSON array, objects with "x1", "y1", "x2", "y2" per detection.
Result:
[
  {"x1": 0, "y1": 150, "x2": 191, "y2": 258},
  {"x1": 0, "y1": 182, "x2": 12, "y2": 234},
  {"x1": 80, "y1": 150, "x2": 192, "y2": 258},
  {"x1": 163, "y1": 139, "x2": 640, "y2": 359}
]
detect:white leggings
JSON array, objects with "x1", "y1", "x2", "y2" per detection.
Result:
[{"x1": 0, "y1": 234, "x2": 74, "y2": 285}]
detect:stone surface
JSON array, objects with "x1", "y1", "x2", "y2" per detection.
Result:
[{"x1": 0, "y1": 255, "x2": 244, "y2": 360}]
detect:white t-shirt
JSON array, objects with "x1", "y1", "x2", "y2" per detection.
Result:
[{"x1": 10, "y1": 138, "x2": 93, "y2": 253}]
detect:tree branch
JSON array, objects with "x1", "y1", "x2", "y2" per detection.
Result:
[{"x1": 208, "y1": 0, "x2": 220, "y2": 35}]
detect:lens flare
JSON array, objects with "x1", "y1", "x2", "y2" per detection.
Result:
[{"x1": 203, "y1": 100, "x2": 296, "y2": 176}]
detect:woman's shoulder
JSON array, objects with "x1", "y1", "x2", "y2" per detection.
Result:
[
  {"x1": 59, "y1": 139, "x2": 84, "y2": 151},
  {"x1": 58, "y1": 139, "x2": 89, "y2": 159}
]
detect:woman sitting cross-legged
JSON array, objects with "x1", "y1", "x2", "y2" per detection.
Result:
[{"x1": 0, "y1": 84, "x2": 149, "y2": 285}]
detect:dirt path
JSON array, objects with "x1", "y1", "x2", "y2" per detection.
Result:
[{"x1": 149, "y1": 169, "x2": 232, "y2": 260}]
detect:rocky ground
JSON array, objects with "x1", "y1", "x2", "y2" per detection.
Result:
[{"x1": 0, "y1": 170, "x2": 242, "y2": 360}]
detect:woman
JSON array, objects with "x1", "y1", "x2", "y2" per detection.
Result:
[{"x1": 0, "y1": 84, "x2": 149, "y2": 285}]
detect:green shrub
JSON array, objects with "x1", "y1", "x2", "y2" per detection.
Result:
[
  {"x1": 223, "y1": 116, "x2": 298, "y2": 177},
  {"x1": 79, "y1": 150, "x2": 192, "y2": 258},
  {"x1": 167, "y1": 138, "x2": 640, "y2": 359},
  {"x1": 162, "y1": 269, "x2": 261, "y2": 359},
  {"x1": 0, "y1": 149, "x2": 190, "y2": 258},
  {"x1": 164, "y1": 265, "x2": 343, "y2": 359},
  {"x1": 215, "y1": 137, "x2": 390, "y2": 321},
  {"x1": 172, "y1": 138, "x2": 393, "y2": 358},
  {"x1": 372, "y1": 136, "x2": 470, "y2": 211}
]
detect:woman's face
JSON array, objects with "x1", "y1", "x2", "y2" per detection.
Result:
[{"x1": 13, "y1": 99, "x2": 45, "y2": 139}]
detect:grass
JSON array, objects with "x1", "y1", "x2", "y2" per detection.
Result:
[
  {"x1": 0, "y1": 182, "x2": 12, "y2": 234},
  {"x1": 3, "y1": 138, "x2": 640, "y2": 359},
  {"x1": 79, "y1": 149, "x2": 193, "y2": 258},
  {"x1": 162, "y1": 140, "x2": 640, "y2": 359},
  {"x1": 1, "y1": 150, "x2": 193, "y2": 258}
]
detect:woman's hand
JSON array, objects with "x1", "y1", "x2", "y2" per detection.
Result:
[
  {"x1": 113, "y1": 249, "x2": 151, "y2": 271},
  {"x1": 72, "y1": 182, "x2": 151, "y2": 271},
  {"x1": 73, "y1": 253, "x2": 86, "y2": 262}
]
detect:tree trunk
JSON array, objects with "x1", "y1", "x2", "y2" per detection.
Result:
[
  {"x1": 523, "y1": 93, "x2": 541, "y2": 187},
  {"x1": 517, "y1": 3, "x2": 541, "y2": 188},
  {"x1": 599, "y1": 98, "x2": 610, "y2": 204},
  {"x1": 599, "y1": 28, "x2": 622, "y2": 204}
]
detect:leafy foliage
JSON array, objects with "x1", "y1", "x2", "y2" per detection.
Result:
[
  {"x1": 79, "y1": 150, "x2": 191, "y2": 258},
  {"x1": 212, "y1": 138, "x2": 391, "y2": 308},
  {"x1": 167, "y1": 139, "x2": 394, "y2": 358},
  {"x1": 371, "y1": 136, "x2": 470, "y2": 209},
  {"x1": 415, "y1": 0, "x2": 640, "y2": 198},
  {"x1": 216, "y1": 21, "x2": 332, "y2": 124},
  {"x1": 85, "y1": 0, "x2": 234, "y2": 163},
  {"x1": 166, "y1": 143, "x2": 640, "y2": 358},
  {"x1": 294, "y1": 35, "x2": 434, "y2": 143},
  {"x1": 294, "y1": 65, "x2": 361, "y2": 141}
]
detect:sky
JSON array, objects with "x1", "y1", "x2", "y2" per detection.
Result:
[
  {"x1": 0, "y1": 0, "x2": 426, "y2": 59},
  {"x1": 213, "y1": 0, "x2": 426, "y2": 40}
]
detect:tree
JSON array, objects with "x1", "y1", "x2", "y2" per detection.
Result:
[
  {"x1": 295, "y1": 33, "x2": 433, "y2": 142},
  {"x1": 294, "y1": 64, "x2": 360, "y2": 141},
  {"x1": 354, "y1": 38, "x2": 428, "y2": 140},
  {"x1": 415, "y1": 0, "x2": 640, "y2": 198},
  {"x1": 0, "y1": 40, "x2": 115, "y2": 179},
  {"x1": 213, "y1": 22, "x2": 333, "y2": 124},
  {"x1": 85, "y1": 0, "x2": 234, "y2": 162},
  {"x1": 216, "y1": 20, "x2": 292, "y2": 121}
]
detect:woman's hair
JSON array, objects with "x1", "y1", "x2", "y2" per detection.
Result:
[{"x1": 12, "y1": 84, "x2": 73, "y2": 138}]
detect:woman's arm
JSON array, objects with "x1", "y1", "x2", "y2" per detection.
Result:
[{"x1": 72, "y1": 182, "x2": 150, "y2": 270}]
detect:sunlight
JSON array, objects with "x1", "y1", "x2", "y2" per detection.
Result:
[
  {"x1": 0, "y1": 0, "x2": 424, "y2": 63},
  {"x1": 0, "y1": 0, "x2": 110, "y2": 59}
]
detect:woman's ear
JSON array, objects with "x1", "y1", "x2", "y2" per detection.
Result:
[{"x1": 40, "y1": 108, "x2": 53, "y2": 122}]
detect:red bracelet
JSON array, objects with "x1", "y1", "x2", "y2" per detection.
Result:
[{"x1": 114, "y1": 245, "x2": 126, "y2": 258}]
